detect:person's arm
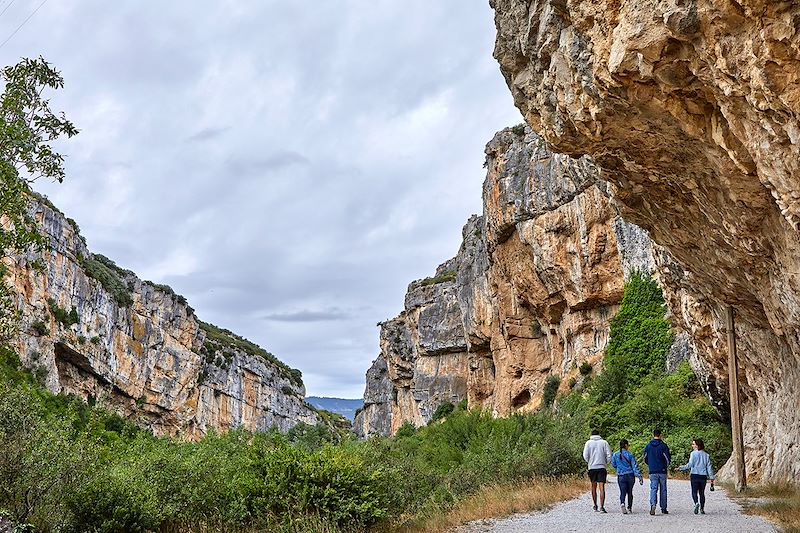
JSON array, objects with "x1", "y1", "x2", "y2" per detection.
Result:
[
  {"x1": 583, "y1": 441, "x2": 590, "y2": 463},
  {"x1": 604, "y1": 442, "x2": 612, "y2": 464},
  {"x1": 611, "y1": 452, "x2": 619, "y2": 471},
  {"x1": 630, "y1": 453, "x2": 642, "y2": 479},
  {"x1": 706, "y1": 453, "x2": 715, "y2": 481},
  {"x1": 679, "y1": 451, "x2": 695, "y2": 472},
  {"x1": 664, "y1": 444, "x2": 672, "y2": 467}
]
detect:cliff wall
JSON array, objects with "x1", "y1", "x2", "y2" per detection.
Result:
[
  {"x1": 355, "y1": 126, "x2": 656, "y2": 437},
  {"x1": 491, "y1": 0, "x2": 800, "y2": 481},
  {"x1": 3, "y1": 198, "x2": 318, "y2": 438}
]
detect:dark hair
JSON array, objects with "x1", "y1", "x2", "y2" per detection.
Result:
[
  {"x1": 653, "y1": 429, "x2": 662, "y2": 437},
  {"x1": 620, "y1": 439, "x2": 629, "y2": 451},
  {"x1": 591, "y1": 429, "x2": 599, "y2": 436},
  {"x1": 693, "y1": 438, "x2": 705, "y2": 450}
]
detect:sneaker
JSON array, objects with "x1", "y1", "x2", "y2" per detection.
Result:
[
  {"x1": 662, "y1": 509, "x2": 669, "y2": 514},
  {"x1": 600, "y1": 507, "x2": 607, "y2": 513},
  {"x1": 650, "y1": 506, "x2": 656, "y2": 516},
  {"x1": 700, "y1": 508, "x2": 705, "y2": 515},
  {"x1": 593, "y1": 505, "x2": 598, "y2": 512},
  {"x1": 621, "y1": 504, "x2": 628, "y2": 514},
  {"x1": 694, "y1": 503, "x2": 700, "y2": 514},
  {"x1": 628, "y1": 506, "x2": 632, "y2": 513}
]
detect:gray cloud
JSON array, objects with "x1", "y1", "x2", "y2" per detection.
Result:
[
  {"x1": 186, "y1": 127, "x2": 229, "y2": 143},
  {"x1": 11, "y1": 0, "x2": 522, "y2": 398},
  {"x1": 262, "y1": 308, "x2": 351, "y2": 323}
]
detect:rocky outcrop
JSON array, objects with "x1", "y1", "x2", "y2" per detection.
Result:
[
  {"x1": 355, "y1": 126, "x2": 656, "y2": 437},
  {"x1": 491, "y1": 0, "x2": 800, "y2": 481},
  {"x1": 3, "y1": 198, "x2": 318, "y2": 438}
]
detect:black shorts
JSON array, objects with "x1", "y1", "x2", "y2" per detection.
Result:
[{"x1": 588, "y1": 468, "x2": 608, "y2": 483}]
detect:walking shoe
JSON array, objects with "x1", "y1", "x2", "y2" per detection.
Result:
[
  {"x1": 650, "y1": 506, "x2": 656, "y2": 515},
  {"x1": 661, "y1": 509, "x2": 669, "y2": 514},
  {"x1": 600, "y1": 507, "x2": 607, "y2": 513},
  {"x1": 621, "y1": 503, "x2": 628, "y2": 514},
  {"x1": 694, "y1": 503, "x2": 700, "y2": 514},
  {"x1": 593, "y1": 505, "x2": 598, "y2": 512},
  {"x1": 700, "y1": 508, "x2": 705, "y2": 515},
  {"x1": 627, "y1": 506, "x2": 632, "y2": 513}
]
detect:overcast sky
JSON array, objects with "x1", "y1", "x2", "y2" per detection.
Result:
[{"x1": 1, "y1": 1, "x2": 521, "y2": 398}]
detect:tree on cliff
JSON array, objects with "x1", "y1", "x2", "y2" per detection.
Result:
[{"x1": 0, "y1": 57, "x2": 77, "y2": 340}]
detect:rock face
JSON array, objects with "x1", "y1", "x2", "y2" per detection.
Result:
[
  {"x1": 491, "y1": 0, "x2": 800, "y2": 481},
  {"x1": 355, "y1": 126, "x2": 656, "y2": 437},
  {"x1": 3, "y1": 198, "x2": 318, "y2": 438}
]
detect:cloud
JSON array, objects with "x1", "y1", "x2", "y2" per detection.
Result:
[
  {"x1": 16, "y1": 0, "x2": 522, "y2": 398},
  {"x1": 185, "y1": 127, "x2": 229, "y2": 142},
  {"x1": 262, "y1": 308, "x2": 351, "y2": 322}
]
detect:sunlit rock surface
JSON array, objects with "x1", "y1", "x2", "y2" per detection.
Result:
[
  {"x1": 491, "y1": 0, "x2": 800, "y2": 481},
  {"x1": 4, "y1": 198, "x2": 318, "y2": 438},
  {"x1": 355, "y1": 127, "x2": 656, "y2": 437}
]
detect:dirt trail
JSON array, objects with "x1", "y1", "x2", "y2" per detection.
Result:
[{"x1": 452, "y1": 478, "x2": 775, "y2": 532}]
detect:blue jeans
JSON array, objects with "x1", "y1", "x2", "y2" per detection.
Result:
[
  {"x1": 618, "y1": 473, "x2": 635, "y2": 507},
  {"x1": 649, "y1": 473, "x2": 667, "y2": 510}
]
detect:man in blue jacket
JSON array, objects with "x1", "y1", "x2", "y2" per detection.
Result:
[{"x1": 643, "y1": 429, "x2": 671, "y2": 515}]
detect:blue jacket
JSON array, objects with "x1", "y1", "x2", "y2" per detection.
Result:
[
  {"x1": 611, "y1": 449, "x2": 642, "y2": 478},
  {"x1": 643, "y1": 439, "x2": 671, "y2": 474},
  {"x1": 679, "y1": 450, "x2": 715, "y2": 480}
]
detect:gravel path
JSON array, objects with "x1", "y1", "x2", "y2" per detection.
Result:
[{"x1": 452, "y1": 477, "x2": 776, "y2": 533}]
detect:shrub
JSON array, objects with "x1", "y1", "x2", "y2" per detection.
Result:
[
  {"x1": 430, "y1": 402, "x2": 455, "y2": 423},
  {"x1": 80, "y1": 254, "x2": 134, "y2": 307},
  {"x1": 243, "y1": 440, "x2": 388, "y2": 528},
  {"x1": 541, "y1": 376, "x2": 561, "y2": 408},
  {"x1": 47, "y1": 299, "x2": 79, "y2": 327},
  {"x1": 31, "y1": 320, "x2": 48, "y2": 336},
  {"x1": 413, "y1": 270, "x2": 456, "y2": 288},
  {"x1": 579, "y1": 361, "x2": 593, "y2": 375}
]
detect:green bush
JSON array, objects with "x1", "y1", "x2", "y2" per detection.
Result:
[
  {"x1": 579, "y1": 361, "x2": 592, "y2": 375},
  {"x1": 430, "y1": 401, "x2": 455, "y2": 423},
  {"x1": 30, "y1": 320, "x2": 48, "y2": 336},
  {"x1": 244, "y1": 439, "x2": 387, "y2": 528},
  {"x1": 47, "y1": 298, "x2": 79, "y2": 327},
  {"x1": 541, "y1": 376, "x2": 561, "y2": 408},
  {"x1": 80, "y1": 254, "x2": 134, "y2": 307}
]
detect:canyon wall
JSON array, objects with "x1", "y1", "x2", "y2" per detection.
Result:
[
  {"x1": 491, "y1": 0, "x2": 800, "y2": 481},
  {"x1": 355, "y1": 126, "x2": 657, "y2": 438},
  {"x1": 3, "y1": 198, "x2": 318, "y2": 438}
]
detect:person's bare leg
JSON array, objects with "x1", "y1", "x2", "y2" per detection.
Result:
[
  {"x1": 598, "y1": 482, "x2": 606, "y2": 509},
  {"x1": 591, "y1": 481, "x2": 598, "y2": 508}
]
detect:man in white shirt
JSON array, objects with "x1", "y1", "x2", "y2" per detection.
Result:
[{"x1": 583, "y1": 429, "x2": 612, "y2": 512}]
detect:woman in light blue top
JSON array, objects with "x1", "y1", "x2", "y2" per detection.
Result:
[
  {"x1": 611, "y1": 439, "x2": 643, "y2": 514},
  {"x1": 678, "y1": 438, "x2": 715, "y2": 514}
]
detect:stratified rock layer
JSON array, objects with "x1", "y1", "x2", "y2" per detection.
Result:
[
  {"x1": 491, "y1": 0, "x2": 800, "y2": 481},
  {"x1": 355, "y1": 127, "x2": 656, "y2": 437},
  {"x1": 3, "y1": 199, "x2": 318, "y2": 437}
]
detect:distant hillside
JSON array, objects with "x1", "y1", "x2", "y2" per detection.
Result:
[{"x1": 306, "y1": 397, "x2": 363, "y2": 421}]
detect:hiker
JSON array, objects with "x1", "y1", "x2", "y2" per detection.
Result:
[
  {"x1": 643, "y1": 429, "x2": 672, "y2": 515},
  {"x1": 611, "y1": 439, "x2": 643, "y2": 514},
  {"x1": 678, "y1": 438, "x2": 715, "y2": 514},
  {"x1": 583, "y1": 429, "x2": 612, "y2": 513}
]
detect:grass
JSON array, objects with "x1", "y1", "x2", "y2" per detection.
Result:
[
  {"x1": 389, "y1": 477, "x2": 585, "y2": 533},
  {"x1": 728, "y1": 482, "x2": 800, "y2": 533}
]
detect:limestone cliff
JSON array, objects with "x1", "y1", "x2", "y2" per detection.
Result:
[
  {"x1": 3, "y1": 197, "x2": 318, "y2": 437},
  {"x1": 355, "y1": 126, "x2": 656, "y2": 437},
  {"x1": 491, "y1": 0, "x2": 800, "y2": 481}
]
